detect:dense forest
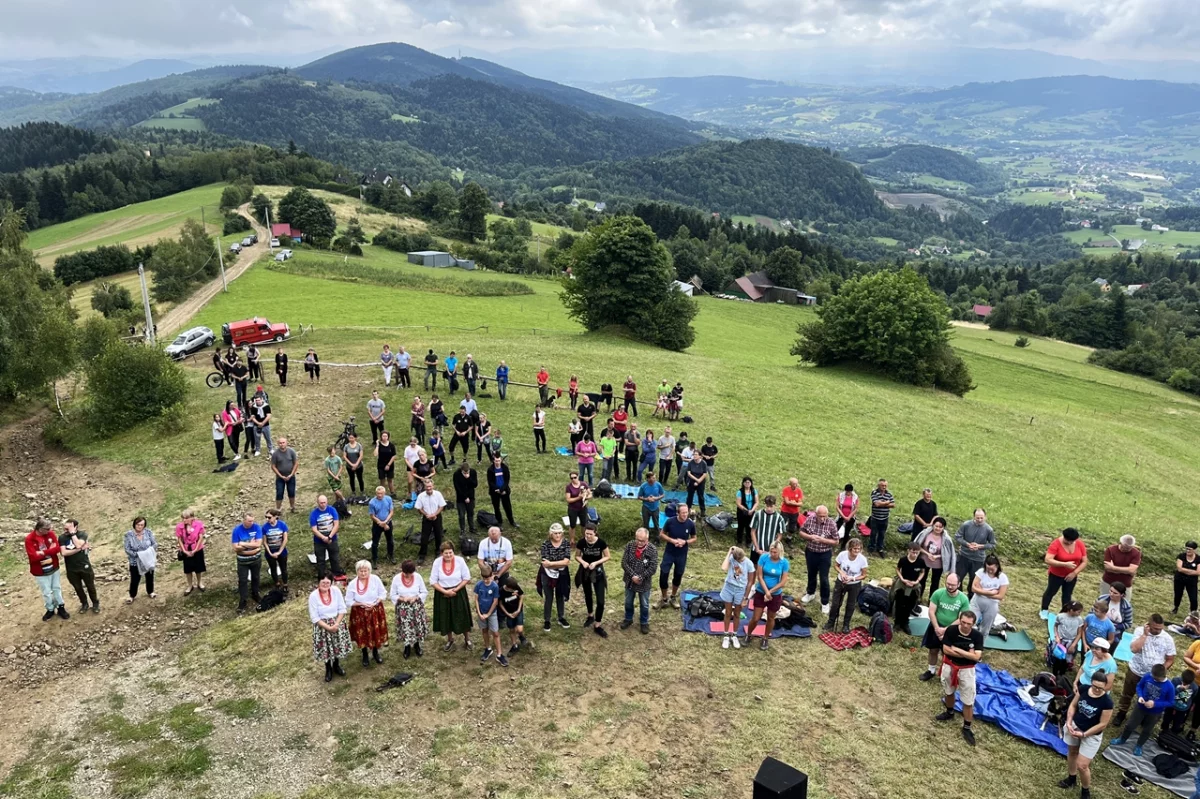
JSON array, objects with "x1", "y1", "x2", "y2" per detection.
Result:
[
  {"x1": 848, "y1": 144, "x2": 1004, "y2": 194},
  {"x1": 0, "y1": 122, "x2": 118, "y2": 173}
]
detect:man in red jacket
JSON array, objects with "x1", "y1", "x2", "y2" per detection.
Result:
[{"x1": 25, "y1": 518, "x2": 69, "y2": 621}]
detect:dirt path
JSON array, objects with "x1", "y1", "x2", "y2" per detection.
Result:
[{"x1": 157, "y1": 205, "x2": 270, "y2": 337}]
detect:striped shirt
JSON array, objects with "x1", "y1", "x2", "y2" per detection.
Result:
[
  {"x1": 870, "y1": 490, "x2": 894, "y2": 522},
  {"x1": 751, "y1": 509, "x2": 787, "y2": 552}
]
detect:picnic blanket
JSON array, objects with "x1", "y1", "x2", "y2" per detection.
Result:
[
  {"x1": 555, "y1": 446, "x2": 572, "y2": 456},
  {"x1": 605, "y1": 484, "x2": 723, "y2": 507},
  {"x1": 908, "y1": 617, "x2": 1037, "y2": 652},
  {"x1": 954, "y1": 663, "x2": 1069, "y2": 756},
  {"x1": 679, "y1": 590, "x2": 810, "y2": 639},
  {"x1": 1046, "y1": 613, "x2": 1133, "y2": 661},
  {"x1": 1103, "y1": 739, "x2": 1197, "y2": 798},
  {"x1": 818, "y1": 627, "x2": 872, "y2": 651},
  {"x1": 608, "y1": 483, "x2": 641, "y2": 499}
]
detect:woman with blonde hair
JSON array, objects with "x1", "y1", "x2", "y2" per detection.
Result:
[
  {"x1": 345, "y1": 560, "x2": 389, "y2": 667},
  {"x1": 719, "y1": 546, "x2": 756, "y2": 649}
]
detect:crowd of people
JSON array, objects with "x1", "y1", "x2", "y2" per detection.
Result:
[{"x1": 24, "y1": 338, "x2": 1200, "y2": 798}]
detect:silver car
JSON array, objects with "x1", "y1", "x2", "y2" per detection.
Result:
[{"x1": 164, "y1": 326, "x2": 215, "y2": 359}]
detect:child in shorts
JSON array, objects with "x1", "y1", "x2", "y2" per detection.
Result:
[
  {"x1": 719, "y1": 546, "x2": 755, "y2": 649},
  {"x1": 500, "y1": 574, "x2": 528, "y2": 656},
  {"x1": 474, "y1": 564, "x2": 507, "y2": 667}
]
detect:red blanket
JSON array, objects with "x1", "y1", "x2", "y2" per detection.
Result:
[{"x1": 818, "y1": 627, "x2": 873, "y2": 651}]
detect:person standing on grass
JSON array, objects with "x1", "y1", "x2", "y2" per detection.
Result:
[
  {"x1": 453, "y1": 461, "x2": 478, "y2": 539},
  {"x1": 310, "y1": 495, "x2": 342, "y2": 580},
  {"x1": 568, "y1": 375, "x2": 580, "y2": 411},
  {"x1": 613, "y1": 402, "x2": 629, "y2": 439},
  {"x1": 575, "y1": 433, "x2": 598, "y2": 487},
  {"x1": 1175, "y1": 541, "x2": 1200, "y2": 616},
  {"x1": 450, "y1": 407, "x2": 472, "y2": 466},
  {"x1": 247, "y1": 394, "x2": 273, "y2": 456},
  {"x1": 1075, "y1": 638, "x2": 1117, "y2": 693},
  {"x1": 309, "y1": 576, "x2": 351, "y2": 682},
  {"x1": 658, "y1": 504, "x2": 697, "y2": 610},
  {"x1": 423, "y1": 349, "x2": 438, "y2": 391},
  {"x1": 700, "y1": 437, "x2": 719, "y2": 491},
  {"x1": 735, "y1": 477, "x2": 760, "y2": 549},
  {"x1": 620, "y1": 527, "x2": 658, "y2": 634},
  {"x1": 460, "y1": 393, "x2": 478, "y2": 419},
  {"x1": 673, "y1": 432, "x2": 690, "y2": 483},
  {"x1": 231, "y1": 513, "x2": 263, "y2": 613},
  {"x1": 495, "y1": 360, "x2": 509, "y2": 400},
  {"x1": 798, "y1": 505, "x2": 840, "y2": 616},
  {"x1": 487, "y1": 454, "x2": 517, "y2": 528},
  {"x1": 429, "y1": 428, "x2": 448, "y2": 471},
  {"x1": 719, "y1": 547, "x2": 755, "y2": 649},
  {"x1": 636, "y1": 429, "x2": 657, "y2": 483},
  {"x1": 954, "y1": 509, "x2": 995, "y2": 598},
  {"x1": 263, "y1": 509, "x2": 289, "y2": 593},
  {"x1": 892, "y1": 542, "x2": 927, "y2": 635},
  {"x1": 867, "y1": 478, "x2": 894, "y2": 555},
  {"x1": 685, "y1": 451, "x2": 709, "y2": 518},
  {"x1": 368, "y1": 486, "x2": 395, "y2": 568},
  {"x1": 598, "y1": 429, "x2": 618, "y2": 483},
  {"x1": 565, "y1": 472, "x2": 590, "y2": 544},
  {"x1": 367, "y1": 390, "x2": 386, "y2": 445},
  {"x1": 123, "y1": 516, "x2": 157, "y2": 603},
  {"x1": 274, "y1": 347, "x2": 288, "y2": 386},
  {"x1": 540, "y1": 523, "x2": 573, "y2": 632},
  {"x1": 410, "y1": 395, "x2": 427, "y2": 446},
  {"x1": 343, "y1": 433, "x2": 365, "y2": 495},
  {"x1": 391, "y1": 559, "x2": 429, "y2": 659},
  {"x1": 304, "y1": 348, "x2": 320, "y2": 382},
  {"x1": 535, "y1": 365, "x2": 550, "y2": 406},
  {"x1": 26, "y1": 518, "x2": 67, "y2": 622},
  {"x1": 1102, "y1": 582, "x2": 1134, "y2": 636},
  {"x1": 323, "y1": 446, "x2": 344, "y2": 494},
  {"x1": 1163, "y1": 670, "x2": 1199, "y2": 735},
  {"x1": 415, "y1": 479, "x2": 447, "y2": 565},
  {"x1": 1101, "y1": 534, "x2": 1141, "y2": 599},
  {"x1": 231, "y1": 356, "x2": 250, "y2": 410},
  {"x1": 835, "y1": 484, "x2": 858, "y2": 547},
  {"x1": 638, "y1": 472, "x2": 665, "y2": 536},
  {"x1": 374, "y1": 431, "x2": 397, "y2": 497},
  {"x1": 473, "y1": 411, "x2": 491, "y2": 463},
  {"x1": 478, "y1": 525, "x2": 513, "y2": 582},
  {"x1": 403, "y1": 437, "x2": 423, "y2": 496},
  {"x1": 780, "y1": 478, "x2": 804, "y2": 539},
  {"x1": 463, "y1": 354, "x2": 479, "y2": 397},
  {"x1": 1113, "y1": 663, "x2": 1175, "y2": 757},
  {"x1": 270, "y1": 437, "x2": 298, "y2": 513},
  {"x1": 745, "y1": 541, "x2": 790, "y2": 650},
  {"x1": 59, "y1": 519, "x2": 99, "y2": 613},
  {"x1": 1060, "y1": 672, "x2": 1114, "y2": 799},
  {"x1": 824, "y1": 537, "x2": 869, "y2": 633},
  {"x1": 212, "y1": 413, "x2": 227, "y2": 464},
  {"x1": 346, "y1": 561, "x2": 389, "y2": 667},
  {"x1": 222, "y1": 401, "x2": 244, "y2": 462},
  {"x1": 916, "y1": 518, "x2": 956, "y2": 597},
  {"x1": 532, "y1": 405, "x2": 547, "y2": 454},
  {"x1": 430, "y1": 541, "x2": 473, "y2": 652},
  {"x1": 970, "y1": 554, "x2": 1008, "y2": 639},
  {"x1": 623, "y1": 424, "x2": 641, "y2": 482},
  {"x1": 912, "y1": 488, "x2": 937, "y2": 541},
  {"x1": 1114, "y1": 614, "x2": 1176, "y2": 727},
  {"x1": 920, "y1": 574, "x2": 970, "y2": 681},
  {"x1": 445, "y1": 351, "x2": 459, "y2": 395},
  {"x1": 750, "y1": 496, "x2": 787, "y2": 567},
  {"x1": 656, "y1": 426, "x2": 676, "y2": 484},
  {"x1": 380, "y1": 344, "x2": 395, "y2": 387},
  {"x1": 1041, "y1": 527, "x2": 1088, "y2": 618},
  {"x1": 396, "y1": 346, "x2": 411, "y2": 389},
  {"x1": 174, "y1": 510, "x2": 206, "y2": 595},
  {"x1": 936, "y1": 609, "x2": 984, "y2": 747},
  {"x1": 474, "y1": 564, "x2": 507, "y2": 667},
  {"x1": 576, "y1": 524, "x2": 610, "y2": 638}
]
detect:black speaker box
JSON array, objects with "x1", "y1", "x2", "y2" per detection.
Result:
[{"x1": 753, "y1": 757, "x2": 808, "y2": 799}]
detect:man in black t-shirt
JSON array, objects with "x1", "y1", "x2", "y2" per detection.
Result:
[
  {"x1": 912, "y1": 488, "x2": 938, "y2": 541},
  {"x1": 700, "y1": 437, "x2": 719, "y2": 490},
  {"x1": 499, "y1": 575, "x2": 528, "y2": 655},
  {"x1": 936, "y1": 609, "x2": 984, "y2": 746},
  {"x1": 576, "y1": 524, "x2": 611, "y2": 637},
  {"x1": 231, "y1": 360, "x2": 250, "y2": 410},
  {"x1": 893, "y1": 542, "x2": 927, "y2": 634},
  {"x1": 423, "y1": 349, "x2": 438, "y2": 390},
  {"x1": 450, "y1": 410, "x2": 472, "y2": 464}
]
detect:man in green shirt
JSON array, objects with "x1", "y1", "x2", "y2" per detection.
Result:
[
  {"x1": 598, "y1": 430, "x2": 618, "y2": 482},
  {"x1": 920, "y1": 573, "x2": 971, "y2": 681}
]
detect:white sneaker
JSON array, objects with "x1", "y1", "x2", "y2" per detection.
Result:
[
  {"x1": 253, "y1": 450, "x2": 261, "y2": 457},
  {"x1": 722, "y1": 636, "x2": 731, "y2": 649},
  {"x1": 821, "y1": 604, "x2": 831, "y2": 615},
  {"x1": 731, "y1": 635, "x2": 741, "y2": 650},
  {"x1": 233, "y1": 455, "x2": 241, "y2": 461},
  {"x1": 800, "y1": 593, "x2": 815, "y2": 604}
]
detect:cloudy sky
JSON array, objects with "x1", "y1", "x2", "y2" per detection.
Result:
[{"x1": 1, "y1": 0, "x2": 1196, "y2": 61}]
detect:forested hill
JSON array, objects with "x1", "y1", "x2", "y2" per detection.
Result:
[
  {"x1": 570, "y1": 139, "x2": 887, "y2": 222},
  {"x1": 846, "y1": 144, "x2": 1001, "y2": 187},
  {"x1": 0, "y1": 122, "x2": 118, "y2": 173},
  {"x1": 191, "y1": 73, "x2": 702, "y2": 176}
]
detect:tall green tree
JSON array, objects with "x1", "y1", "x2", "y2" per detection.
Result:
[
  {"x1": 277, "y1": 187, "x2": 336, "y2": 245},
  {"x1": 458, "y1": 182, "x2": 490, "y2": 243},
  {"x1": 150, "y1": 219, "x2": 218, "y2": 304},
  {"x1": 90, "y1": 281, "x2": 134, "y2": 318},
  {"x1": 792, "y1": 267, "x2": 974, "y2": 395},
  {"x1": 560, "y1": 216, "x2": 697, "y2": 351}
]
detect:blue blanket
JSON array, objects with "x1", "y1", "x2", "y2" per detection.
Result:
[
  {"x1": 555, "y1": 446, "x2": 572, "y2": 456},
  {"x1": 679, "y1": 590, "x2": 811, "y2": 639},
  {"x1": 953, "y1": 663, "x2": 1068, "y2": 756},
  {"x1": 606, "y1": 484, "x2": 723, "y2": 507}
]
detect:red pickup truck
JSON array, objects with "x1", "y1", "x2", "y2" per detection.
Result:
[{"x1": 221, "y1": 317, "x2": 290, "y2": 347}]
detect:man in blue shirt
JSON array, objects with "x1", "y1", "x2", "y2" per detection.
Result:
[
  {"x1": 638, "y1": 472, "x2": 665, "y2": 534},
  {"x1": 495, "y1": 360, "x2": 510, "y2": 401},
  {"x1": 445, "y1": 351, "x2": 459, "y2": 394},
  {"x1": 658, "y1": 504, "x2": 697, "y2": 609},
  {"x1": 309, "y1": 495, "x2": 342, "y2": 580},
  {"x1": 231, "y1": 512, "x2": 264, "y2": 613},
  {"x1": 368, "y1": 486, "x2": 395, "y2": 567}
]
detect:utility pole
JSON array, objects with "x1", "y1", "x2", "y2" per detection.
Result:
[
  {"x1": 137, "y1": 264, "x2": 155, "y2": 344},
  {"x1": 266, "y1": 206, "x2": 274, "y2": 253}
]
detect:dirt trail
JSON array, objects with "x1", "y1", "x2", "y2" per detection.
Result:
[{"x1": 157, "y1": 205, "x2": 270, "y2": 336}]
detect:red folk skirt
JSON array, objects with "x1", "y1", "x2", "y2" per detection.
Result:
[{"x1": 349, "y1": 603, "x2": 390, "y2": 649}]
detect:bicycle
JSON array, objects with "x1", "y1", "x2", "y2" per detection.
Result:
[
  {"x1": 206, "y1": 371, "x2": 228, "y2": 389},
  {"x1": 334, "y1": 417, "x2": 358, "y2": 450}
]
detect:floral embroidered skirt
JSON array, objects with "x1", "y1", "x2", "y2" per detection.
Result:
[
  {"x1": 395, "y1": 600, "x2": 430, "y2": 646},
  {"x1": 311, "y1": 619, "x2": 353, "y2": 662},
  {"x1": 349, "y1": 603, "x2": 390, "y2": 649}
]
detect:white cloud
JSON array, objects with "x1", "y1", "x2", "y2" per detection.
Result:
[{"x1": 218, "y1": 4, "x2": 253, "y2": 27}]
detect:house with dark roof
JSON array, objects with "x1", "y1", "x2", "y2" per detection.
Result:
[
  {"x1": 360, "y1": 169, "x2": 393, "y2": 187},
  {"x1": 723, "y1": 271, "x2": 814, "y2": 305}
]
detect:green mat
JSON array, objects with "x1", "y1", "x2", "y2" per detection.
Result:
[{"x1": 906, "y1": 617, "x2": 1037, "y2": 652}]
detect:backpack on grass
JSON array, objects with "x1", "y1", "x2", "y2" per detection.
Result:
[
  {"x1": 868, "y1": 612, "x2": 892, "y2": 643},
  {"x1": 459, "y1": 536, "x2": 479, "y2": 557},
  {"x1": 857, "y1": 584, "x2": 891, "y2": 616},
  {"x1": 1157, "y1": 730, "x2": 1200, "y2": 762},
  {"x1": 477, "y1": 511, "x2": 501, "y2": 529}
]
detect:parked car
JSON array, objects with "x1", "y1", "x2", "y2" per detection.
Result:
[
  {"x1": 164, "y1": 326, "x2": 215, "y2": 359},
  {"x1": 221, "y1": 317, "x2": 290, "y2": 347},
  {"x1": 274, "y1": 249, "x2": 294, "y2": 262},
  {"x1": 229, "y1": 243, "x2": 242, "y2": 253},
  {"x1": 241, "y1": 236, "x2": 254, "y2": 247},
  {"x1": 269, "y1": 237, "x2": 280, "y2": 248},
  {"x1": 248, "y1": 233, "x2": 258, "y2": 244}
]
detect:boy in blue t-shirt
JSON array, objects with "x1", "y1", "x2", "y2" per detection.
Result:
[{"x1": 474, "y1": 564, "x2": 506, "y2": 667}]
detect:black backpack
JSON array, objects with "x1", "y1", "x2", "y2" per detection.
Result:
[
  {"x1": 1153, "y1": 753, "x2": 1191, "y2": 778},
  {"x1": 255, "y1": 589, "x2": 286, "y2": 612},
  {"x1": 869, "y1": 611, "x2": 893, "y2": 643},
  {"x1": 706, "y1": 511, "x2": 735, "y2": 531},
  {"x1": 857, "y1": 584, "x2": 892, "y2": 616},
  {"x1": 459, "y1": 535, "x2": 479, "y2": 557},
  {"x1": 687, "y1": 595, "x2": 724, "y2": 619},
  {"x1": 593, "y1": 479, "x2": 615, "y2": 499},
  {"x1": 1157, "y1": 730, "x2": 1200, "y2": 761},
  {"x1": 477, "y1": 511, "x2": 500, "y2": 529}
]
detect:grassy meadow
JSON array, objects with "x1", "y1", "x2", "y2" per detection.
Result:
[{"x1": 7, "y1": 236, "x2": 1200, "y2": 799}]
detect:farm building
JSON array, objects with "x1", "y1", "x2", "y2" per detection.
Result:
[
  {"x1": 1125, "y1": 239, "x2": 1146, "y2": 252},
  {"x1": 723, "y1": 271, "x2": 815, "y2": 305},
  {"x1": 407, "y1": 251, "x2": 476, "y2": 270},
  {"x1": 672, "y1": 280, "x2": 695, "y2": 296},
  {"x1": 973, "y1": 304, "x2": 993, "y2": 319},
  {"x1": 270, "y1": 223, "x2": 303, "y2": 242}
]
